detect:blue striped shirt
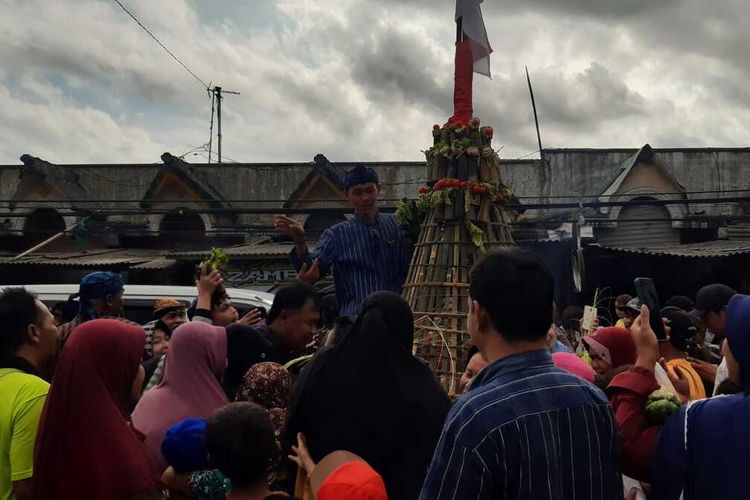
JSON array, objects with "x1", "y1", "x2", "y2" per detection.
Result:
[
  {"x1": 292, "y1": 213, "x2": 412, "y2": 317},
  {"x1": 420, "y1": 350, "x2": 624, "y2": 500}
]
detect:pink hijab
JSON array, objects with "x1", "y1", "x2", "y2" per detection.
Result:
[
  {"x1": 552, "y1": 352, "x2": 596, "y2": 384},
  {"x1": 131, "y1": 322, "x2": 229, "y2": 471}
]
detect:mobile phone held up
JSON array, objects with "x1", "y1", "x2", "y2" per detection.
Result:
[
  {"x1": 581, "y1": 305, "x2": 597, "y2": 334},
  {"x1": 634, "y1": 277, "x2": 667, "y2": 340}
]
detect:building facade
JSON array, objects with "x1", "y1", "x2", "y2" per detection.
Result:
[{"x1": 2, "y1": 146, "x2": 750, "y2": 304}]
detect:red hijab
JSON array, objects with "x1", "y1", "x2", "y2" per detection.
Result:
[
  {"x1": 583, "y1": 327, "x2": 637, "y2": 369},
  {"x1": 33, "y1": 319, "x2": 159, "y2": 500}
]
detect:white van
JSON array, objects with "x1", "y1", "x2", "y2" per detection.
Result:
[{"x1": 10, "y1": 284, "x2": 275, "y2": 325}]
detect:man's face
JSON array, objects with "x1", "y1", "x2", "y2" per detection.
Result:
[
  {"x1": 460, "y1": 352, "x2": 489, "y2": 393},
  {"x1": 161, "y1": 309, "x2": 187, "y2": 331},
  {"x1": 278, "y1": 299, "x2": 321, "y2": 350},
  {"x1": 52, "y1": 308, "x2": 65, "y2": 327},
  {"x1": 347, "y1": 182, "x2": 379, "y2": 219},
  {"x1": 106, "y1": 291, "x2": 125, "y2": 316},
  {"x1": 32, "y1": 300, "x2": 59, "y2": 362},
  {"x1": 212, "y1": 298, "x2": 239, "y2": 327},
  {"x1": 622, "y1": 312, "x2": 636, "y2": 329},
  {"x1": 705, "y1": 309, "x2": 727, "y2": 339}
]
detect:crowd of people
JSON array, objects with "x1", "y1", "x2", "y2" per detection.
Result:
[{"x1": 1, "y1": 165, "x2": 749, "y2": 500}]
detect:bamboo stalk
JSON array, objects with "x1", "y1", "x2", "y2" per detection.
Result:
[{"x1": 402, "y1": 282, "x2": 471, "y2": 288}]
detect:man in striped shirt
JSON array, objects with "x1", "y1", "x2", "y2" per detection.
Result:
[
  {"x1": 276, "y1": 165, "x2": 412, "y2": 317},
  {"x1": 421, "y1": 249, "x2": 623, "y2": 499}
]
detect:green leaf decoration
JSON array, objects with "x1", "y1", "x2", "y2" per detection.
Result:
[{"x1": 467, "y1": 221, "x2": 486, "y2": 252}]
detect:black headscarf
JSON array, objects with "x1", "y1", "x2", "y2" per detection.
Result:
[
  {"x1": 223, "y1": 324, "x2": 274, "y2": 400},
  {"x1": 285, "y1": 292, "x2": 450, "y2": 500}
]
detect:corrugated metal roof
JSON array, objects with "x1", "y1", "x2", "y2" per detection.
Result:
[
  {"x1": 169, "y1": 242, "x2": 300, "y2": 259},
  {"x1": 598, "y1": 240, "x2": 750, "y2": 258},
  {"x1": 130, "y1": 258, "x2": 177, "y2": 270},
  {"x1": 0, "y1": 249, "x2": 163, "y2": 267}
]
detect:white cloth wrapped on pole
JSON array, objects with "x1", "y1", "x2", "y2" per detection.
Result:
[{"x1": 455, "y1": 0, "x2": 493, "y2": 77}]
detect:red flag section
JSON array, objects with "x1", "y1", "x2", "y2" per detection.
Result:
[
  {"x1": 451, "y1": 0, "x2": 492, "y2": 124},
  {"x1": 450, "y1": 39, "x2": 474, "y2": 125}
]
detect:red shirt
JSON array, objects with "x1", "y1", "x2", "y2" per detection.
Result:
[{"x1": 607, "y1": 366, "x2": 661, "y2": 482}]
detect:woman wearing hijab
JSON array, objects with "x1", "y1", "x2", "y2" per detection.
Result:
[
  {"x1": 32, "y1": 319, "x2": 159, "y2": 499},
  {"x1": 285, "y1": 292, "x2": 451, "y2": 500},
  {"x1": 582, "y1": 326, "x2": 638, "y2": 391},
  {"x1": 236, "y1": 362, "x2": 292, "y2": 440},
  {"x1": 223, "y1": 323, "x2": 275, "y2": 400},
  {"x1": 607, "y1": 299, "x2": 750, "y2": 499},
  {"x1": 132, "y1": 321, "x2": 229, "y2": 472},
  {"x1": 552, "y1": 351, "x2": 596, "y2": 384}
]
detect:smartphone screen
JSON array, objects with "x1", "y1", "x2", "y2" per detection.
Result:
[
  {"x1": 634, "y1": 277, "x2": 666, "y2": 340},
  {"x1": 581, "y1": 305, "x2": 596, "y2": 333}
]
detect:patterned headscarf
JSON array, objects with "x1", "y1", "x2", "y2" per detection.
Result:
[
  {"x1": 236, "y1": 362, "x2": 291, "y2": 409},
  {"x1": 235, "y1": 362, "x2": 291, "y2": 439},
  {"x1": 153, "y1": 298, "x2": 185, "y2": 320},
  {"x1": 68, "y1": 272, "x2": 124, "y2": 322},
  {"x1": 582, "y1": 327, "x2": 636, "y2": 369}
]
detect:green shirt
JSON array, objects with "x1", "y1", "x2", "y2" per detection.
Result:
[{"x1": 0, "y1": 369, "x2": 49, "y2": 500}]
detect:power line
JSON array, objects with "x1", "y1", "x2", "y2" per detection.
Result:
[
  {"x1": 7, "y1": 188, "x2": 750, "y2": 204},
  {"x1": 515, "y1": 149, "x2": 541, "y2": 160},
  {"x1": 110, "y1": 0, "x2": 209, "y2": 89},
  {"x1": 3, "y1": 194, "x2": 750, "y2": 216}
]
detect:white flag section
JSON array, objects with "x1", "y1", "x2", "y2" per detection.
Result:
[{"x1": 455, "y1": 0, "x2": 493, "y2": 77}]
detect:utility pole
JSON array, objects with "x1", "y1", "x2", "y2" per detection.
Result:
[
  {"x1": 216, "y1": 86, "x2": 222, "y2": 164},
  {"x1": 209, "y1": 86, "x2": 240, "y2": 165}
]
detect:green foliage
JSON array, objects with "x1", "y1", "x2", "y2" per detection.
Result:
[
  {"x1": 467, "y1": 221, "x2": 486, "y2": 253},
  {"x1": 207, "y1": 247, "x2": 230, "y2": 271},
  {"x1": 395, "y1": 199, "x2": 421, "y2": 242}
]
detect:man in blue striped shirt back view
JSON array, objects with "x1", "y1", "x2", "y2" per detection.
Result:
[
  {"x1": 276, "y1": 166, "x2": 412, "y2": 317},
  {"x1": 421, "y1": 249, "x2": 623, "y2": 499}
]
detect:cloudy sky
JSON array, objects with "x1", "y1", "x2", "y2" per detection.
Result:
[{"x1": 2, "y1": 0, "x2": 749, "y2": 165}]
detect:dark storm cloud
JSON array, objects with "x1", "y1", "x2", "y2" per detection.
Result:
[
  {"x1": 4, "y1": 0, "x2": 750, "y2": 164},
  {"x1": 349, "y1": 24, "x2": 453, "y2": 112},
  {"x1": 531, "y1": 62, "x2": 647, "y2": 127}
]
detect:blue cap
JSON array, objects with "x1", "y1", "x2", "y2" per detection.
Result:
[
  {"x1": 78, "y1": 272, "x2": 124, "y2": 300},
  {"x1": 161, "y1": 418, "x2": 208, "y2": 473},
  {"x1": 69, "y1": 272, "x2": 125, "y2": 321},
  {"x1": 342, "y1": 165, "x2": 378, "y2": 190}
]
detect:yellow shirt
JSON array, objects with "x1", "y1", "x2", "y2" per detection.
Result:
[
  {"x1": 665, "y1": 358, "x2": 707, "y2": 401},
  {"x1": 0, "y1": 369, "x2": 49, "y2": 500},
  {"x1": 615, "y1": 319, "x2": 626, "y2": 328}
]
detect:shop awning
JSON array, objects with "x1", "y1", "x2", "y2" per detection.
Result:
[{"x1": 597, "y1": 240, "x2": 750, "y2": 258}]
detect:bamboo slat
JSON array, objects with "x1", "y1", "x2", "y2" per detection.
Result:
[{"x1": 405, "y1": 120, "x2": 515, "y2": 395}]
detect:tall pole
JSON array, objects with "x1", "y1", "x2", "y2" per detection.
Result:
[
  {"x1": 13, "y1": 217, "x2": 89, "y2": 260},
  {"x1": 208, "y1": 89, "x2": 216, "y2": 164},
  {"x1": 215, "y1": 86, "x2": 223, "y2": 165},
  {"x1": 208, "y1": 85, "x2": 239, "y2": 164},
  {"x1": 525, "y1": 66, "x2": 544, "y2": 160},
  {"x1": 526, "y1": 66, "x2": 549, "y2": 204}
]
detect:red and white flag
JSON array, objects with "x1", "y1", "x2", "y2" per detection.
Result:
[{"x1": 455, "y1": 0, "x2": 493, "y2": 78}]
